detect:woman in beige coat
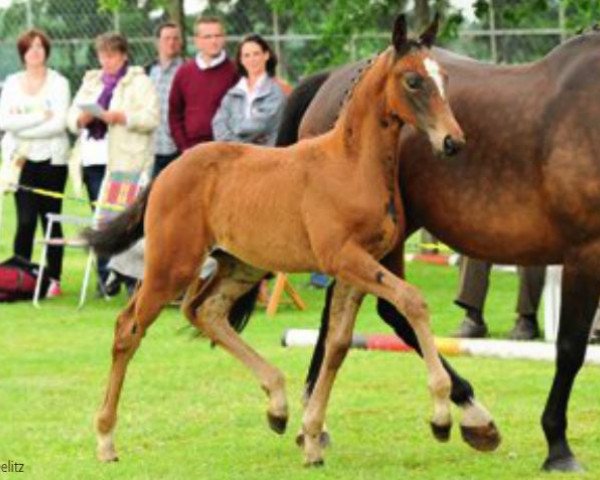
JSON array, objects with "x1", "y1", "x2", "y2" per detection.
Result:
[{"x1": 67, "y1": 32, "x2": 158, "y2": 292}]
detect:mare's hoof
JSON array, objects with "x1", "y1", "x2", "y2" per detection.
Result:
[
  {"x1": 304, "y1": 459, "x2": 325, "y2": 468},
  {"x1": 267, "y1": 412, "x2": 288, "y2": 434},
  {"x1": 295, "y1": 431, "x2": 331, "y2": 448},
  {"x1": 542, "y1": 455, "x2": 584, "y2": 472},
  {"x1": 430, "y1": 421, "x2": 452, "y2": 442},
  {"x1": 460, "y1": 422, "x2": 501, "y2": 452}
]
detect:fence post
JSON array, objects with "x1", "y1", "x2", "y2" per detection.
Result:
[
  {"x1": 558, "y1": 1, "x2": 566, "y2": 42},
  {"x1": 26, "y1": 0, "x2": 33, "y2": 28},
  {"x1": 114, "y1": 10, "x2": 120, "y2": 33},
  {"x1": 489, "y1": 0, "x2": 498, "y2": 63},
  {"x1": 272, "y1": 9, "x2": 282, "y2": 78}
]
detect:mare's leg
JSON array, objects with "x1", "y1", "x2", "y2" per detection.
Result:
[
  {"x1": 181, "y1": 255, "x2": 289, "y2": 433},
  {"x1": 302, "y1": 282, "x2": 364, "y2": 465},
  {"x1": 541, "y1": 250, "x2": 600, "y2": 472}
]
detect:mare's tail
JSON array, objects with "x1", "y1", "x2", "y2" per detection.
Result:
[
  {"x1": 82, "y1": 181, "x2": 154, "y2": 257},
  {"x1": 227, "y1": 276, "x2": 270, "y2": 333}
]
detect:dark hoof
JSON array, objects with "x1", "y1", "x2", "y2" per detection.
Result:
[
  {"x1": 430, "y1": 421, "x2": 451, "y2": 442},
  {"x1": 542, "y1": 455, "x2": 584, "y2": 472},
  {"x1": 98, "y1": 455, "x2": 119, "y2": 463},
  {"x1": 304, "y1": 459, "x2": 325, "y2": 468},
  {"x1": 460, "y1": 422, "x2": 501, "y2": 452},
  {"x1": 267, "y1": 412, "x2": 288, "y2": 434},
  {"x1": 295, "y1": 431, "x2": 331, "y2": 448}
]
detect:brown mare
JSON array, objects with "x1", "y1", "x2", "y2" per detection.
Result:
[
  {"x1": 84, "y1": 15, "x2": 465, "y2": 466},
  {"x1": 269, "y1": 31, "x2": 600, "y2": 472}
]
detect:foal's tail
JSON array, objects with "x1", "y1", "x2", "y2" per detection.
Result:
[{"x1": 82, "y1": 181, "x2": 154, "y2": 257}]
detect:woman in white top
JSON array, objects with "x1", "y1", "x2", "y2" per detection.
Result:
[
  {"x1": 67, "y1": 32, "x2": 159, "y2": 294},
  {"x1": 0, "y1": 29, "x2": 70, "y2": 295}
]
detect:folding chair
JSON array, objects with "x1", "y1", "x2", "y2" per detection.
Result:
[
  {"x1": 265, "y1": 273, "x2": 307, "y2": 317},
  {"x1": 33, "y1": 169, "x2": 144, "y2": 308}
]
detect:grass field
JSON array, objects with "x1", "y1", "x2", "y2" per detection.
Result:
[{"x1": 1, "y1": 194, "x2": 599, "y2": 479}]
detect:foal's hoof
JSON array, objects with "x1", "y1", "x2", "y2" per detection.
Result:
[
  {"x1": 267, "y1": 412, "x2": 288, "y2": 435},
  {"x1": 304, "y1": 458, "x2": 325, "y2": 468},
  {"x1": 97, "y1": 451, "x2": 119, "y2": 463},
  {"x1": 542, "y1": 455, "x2": 584, "y2": 473},
  {"x1": 460, "y1": 422, "x2": 501, "y2": 452},
  {"x1": 295, "y1": 431, "x2": 331, "y2": 449},
  {"x1": 430, "y1": 421, "x2": 452, "y2": 442}
]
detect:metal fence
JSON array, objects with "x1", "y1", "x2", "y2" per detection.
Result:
[{"x1": 0, "y1": 0, "x2": 575, "y2": 90}]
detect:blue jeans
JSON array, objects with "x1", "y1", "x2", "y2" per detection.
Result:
[{"x1": 310, "y1": 272, "x2": 329, "y2": 288}]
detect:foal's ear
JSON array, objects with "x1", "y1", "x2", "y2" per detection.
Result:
[
  {"x1": 392, "y1": 14, "x2": 408, "y2": 52},
  {"x1": 419, "y1": 12, "x2": 440, "y2": 48}
]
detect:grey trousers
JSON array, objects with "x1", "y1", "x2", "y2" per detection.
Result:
[{"x1": 455, "y1": 257, "x2": 546, "y2": 316}]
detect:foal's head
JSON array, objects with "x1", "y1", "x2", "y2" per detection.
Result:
[{"x1": 384, "y1": 14, "x2": 465, "y2": 156}]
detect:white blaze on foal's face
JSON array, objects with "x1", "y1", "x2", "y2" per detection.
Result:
[{"x1": 424, "y1": 57, "x2": 446, "y2": 99}]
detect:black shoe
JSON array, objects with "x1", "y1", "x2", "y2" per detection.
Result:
[
  {"x1": 102, "y1": 272, "x2": 122, "y2": 298},
  {"x1": 452, "y1": 317, "x2": 488, "y2": 338},
  {"x1": 508, "y1": 315, "x2": 539, "y2": 340}
]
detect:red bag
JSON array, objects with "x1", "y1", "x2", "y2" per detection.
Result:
[{"x1": 0, "y1": 256, "x2": 49, "y2": 302}]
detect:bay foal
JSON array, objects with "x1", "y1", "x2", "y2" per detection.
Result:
[{"x1": 85, "y1": 15, "x2": 464, "y2": 465}]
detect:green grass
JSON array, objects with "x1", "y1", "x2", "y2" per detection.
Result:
[{"x1": 1, "y1": 193, "x2": 599, "y2": 479}]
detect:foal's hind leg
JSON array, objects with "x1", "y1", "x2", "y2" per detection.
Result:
[
  {"x1": 95, "y1": 278, "x2": 184, "y2": 461},
  {"x1": 95, "y1": 235, "x2": 204, "y2": 462},
  {"x1": 182, "y1": 257, "x2": 289, "y2": 433}
]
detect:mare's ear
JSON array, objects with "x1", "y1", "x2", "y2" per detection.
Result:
[
  {"x1": 392, "y1": 14, "x2": 408, "y2": 52},
  {"x1": 419, "y1": 12, "x2": 440, "y2": 48}
]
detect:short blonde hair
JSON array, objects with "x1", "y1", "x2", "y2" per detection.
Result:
[{"x1": 194, "y1": 16, "x2": 224, "y2": 35}]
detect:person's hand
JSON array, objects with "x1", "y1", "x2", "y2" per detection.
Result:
[
  {"x1": 77, "y1": 111, "x2": 94, "y2": 128},
  {"x1": 101, "y1": 111, "x2": 127, "y2": 125}
]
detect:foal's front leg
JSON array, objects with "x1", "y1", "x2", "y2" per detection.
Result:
[
  {"x1": 182, "y1": 259, "x2": 289, "y2": 433},
  {"x1": 302, "y1": 281, "x2": 364, "y2": 465},
  {"x1": 337, "y1": 242, "x2": 452, "y2": 437}
]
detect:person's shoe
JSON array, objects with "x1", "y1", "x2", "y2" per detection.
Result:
[
  {"x1": 46, "y1": 280, "x2": 62, "y2": 298},
  {"x1": 452, "y1": 317, "x2": 488, "y2": 338},
  {"x1": 508, "y1": 315, "x2": 540, "y2": 340},
  {"x1": 590, "y1": 329, "x2": 600, "y2": 344}
]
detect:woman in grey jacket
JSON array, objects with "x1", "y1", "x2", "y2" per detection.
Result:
[{"x1": 212, "y1": 34, "x2": 286, "y2": 146}]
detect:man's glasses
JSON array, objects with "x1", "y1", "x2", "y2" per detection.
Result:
[{"x1": 198, "y1": 34, "x2": 225, "y2": 40}]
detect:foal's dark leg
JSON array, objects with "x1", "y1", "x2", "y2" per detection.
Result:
[{"x1": 541, "y1": 260, "x2": 600, "y2": 472}]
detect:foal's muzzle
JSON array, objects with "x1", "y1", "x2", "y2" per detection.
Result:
[{"x1": 443, "y1": 135, "x2": 464, "y2": 157}]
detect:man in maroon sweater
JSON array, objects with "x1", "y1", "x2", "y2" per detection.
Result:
[{"x1": 168, "y1": 16, "x2": 238, "y2": 150}]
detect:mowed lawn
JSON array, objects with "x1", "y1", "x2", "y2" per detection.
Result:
[{"x1": 1, "y1": 194, "x2": 599, "y2": 479}]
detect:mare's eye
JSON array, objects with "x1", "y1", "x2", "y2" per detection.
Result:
[{"x1": 404, "y1": 73, "x2": 423, "y2": 90}]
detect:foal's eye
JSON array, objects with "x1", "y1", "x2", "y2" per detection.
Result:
[{"x1": 404, "y1": 73, "x2": 424, "y2": 91}]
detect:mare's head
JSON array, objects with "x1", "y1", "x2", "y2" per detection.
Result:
[{"x1": 384, "y1": 14, "x2": 464, "y2": 156}]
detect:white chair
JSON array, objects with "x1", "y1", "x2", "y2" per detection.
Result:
[{"x1": 33, "y1": 170, "x2": 144, "y2": 308}]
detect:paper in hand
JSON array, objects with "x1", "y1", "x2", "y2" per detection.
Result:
[{"x1": 78, "y1": 102, "x2": 106, "y2": 118}]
